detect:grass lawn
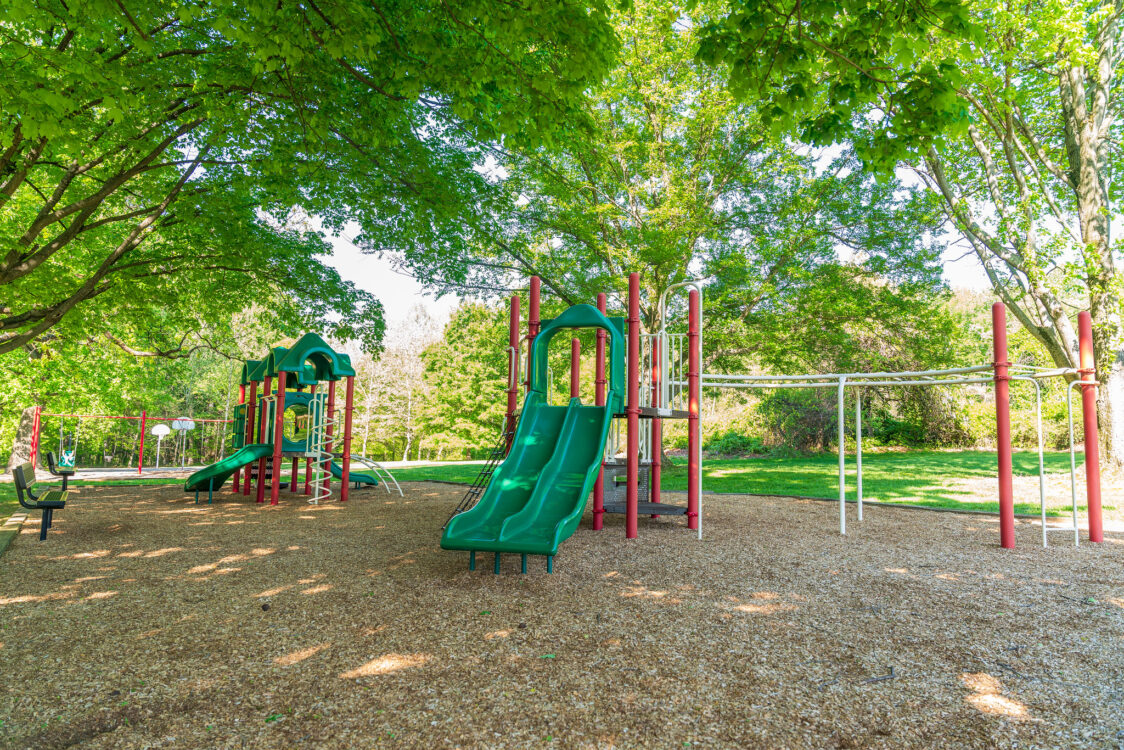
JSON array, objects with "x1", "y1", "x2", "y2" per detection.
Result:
[{"x1": 390, "y1": 449, "x2": 1102, "y2": 517}]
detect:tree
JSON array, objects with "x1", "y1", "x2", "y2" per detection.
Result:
[
  {"x1": 909, "y1": 0, "x2": 1124, "y2": 465},
  {"x1": 421, "y1": 303, "x2": 511, "y2": 459},
  {"x1": 694, "y1": 0, "x2": 978, "y2": 166},
  {"x1": 350, "y1": 307, "x2": 438, "y2": 461},
  {"x1": 394, "y1": 0, "x2": 951, "y2": 365},
  {"x1": 0, "y1": 0, "x2": 618, "y2": 354}
]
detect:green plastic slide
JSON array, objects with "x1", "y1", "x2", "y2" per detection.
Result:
[
  {"x1": 183, "y1": 443, "x2": 274, "y2": 492},
  {"x1": 441, "y1": 303, "x2": 625, "y2": 559},
  {"x1": 329, "y1": 460, "x2": 378, "y2": 487}
]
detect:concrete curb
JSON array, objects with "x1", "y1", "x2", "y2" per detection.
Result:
[{"x1": 0, "y1": 513, "x2": 28, "y2": 559}]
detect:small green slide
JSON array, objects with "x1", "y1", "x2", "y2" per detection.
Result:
[
  {"x1": 330, "y1": 460, "x2": 378, "y2": 487},
  {"x1": 184, "y1": 443, "x2": 274, "y2": 493},
  {"x1": 441, "y1": 304, "x2": 625, "y2": 560}
]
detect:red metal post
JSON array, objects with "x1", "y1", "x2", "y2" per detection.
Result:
[
  {"x1": 570, "y1": 338, "x2": 581, "y2": 398},
  {"x1": 305, "y1": 384, "x2": 315, "y2": 495},
  {"x1": 626, "y1": 272, "x2": 640, "y2": 539},
  {"x1": 687, "y1": 289, "x2": 700, "y2": 531},
  {"x1": 651, "y1": 335, "x2": 662, "y2": 512},
  {"x1": 256, "y1": 375, "x2": 272, "y2": 504},
  {"x1": 243, "y1": 380, "x2": 258, "y2": 495},
  {"x1": 1078, "y1": 311, "x2": 1103, "y2": 543},
  {"x1": 30, "y1": 405, "x2": 41, "y2": 467},
  {"x1": 137, "y1": 410, "x2": 147, "y2": 475},
  {"x1": 290, "y1": 457, "x2": 298, "y2": 493},
  {"x1": 269, "y1": 371, "x2": 287, "y2": 505},
  {"x1": 507, "y1": 295, "x2": 521, "y2": 453},
  {"x1": 992, "y1": 303, "x2": 1015, "y2": 549},
  {"x1": 341, "y1": 376, "x2": 355, "y2": 501},
  {"x1": 324, "y1": 380, "x2": 337, "y2": 498},
  {"x1": 233, "y1": 383, "x2": 246, "y2": 487},
  {"x1": 526, "y1": 276, "x2": 541, "y2": 391},
  {"x1": 593, "y1": 293, "x2": 607, "y2": 531}
]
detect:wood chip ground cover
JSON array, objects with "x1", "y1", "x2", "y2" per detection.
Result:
[{"x1": 0, "y1": 482, "x2": 1121, "y2": 749}]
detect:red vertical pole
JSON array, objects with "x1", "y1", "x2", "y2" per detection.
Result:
[
  {"x1": 593, "y1": 293, "x2": 607, "y2": 531},
  {"x1": 243, "y1": 380, "x2": 258, "y2": 495},
  {"x1": 341, "y1": 376, "x2": 355, "y2": 501},
  {"x1": 526, "y1": 276, "x2": 541, "y2": 391},
  {"x1": 270, "y1": 371, "x2": 287, "y2": 505},
  {"x1": 1078, "y1": 311, "x2": 1103, "y2": 543},
  {"x1": 30, "y1": 405, "x2": 41, "y2": 468},
  {"x1": 992, "y1": 303, "x2": 1015, "y2": 549},
  {"x1": 651, "y1": 335, "x2": 662, "y2": 511},
  {"x1": 255, "y1": 375, "x2": 272, "y2": 504},
  {"x1": 687, "y1": 289, "x2": 700, "y2": 531},
  {"x1": 305, "y1": 384, "x2": 315, "y2": 495},
  {"x1": 507, "y1": 295, "x2": 521, "y2": 453},
  {"x1": 570, "y1": 338, "x2": 581, "y2": 398},
  {"x1": 626, "y1": 272, "x2": 640, "y2": 539},
  {"x1": 324, "y1": 380, "x2": 337, "y2": 498},
  {"x1": 290, "y1": 457, "x2": 298, "y2": 493},
  {"x1": 233, "y1": 383, "x2": 246, "y2": 487},
  {"x1": 137, "y1": 410, "x2": 146, "y2": 475}
]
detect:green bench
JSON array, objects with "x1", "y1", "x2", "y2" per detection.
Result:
[{"x1": 12, "y1": 462, "x2": 68, "y2": 541}]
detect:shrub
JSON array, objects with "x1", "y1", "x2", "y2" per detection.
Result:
[{"x1": 703, "y1": 430, "x2": 767, "y2": 455}]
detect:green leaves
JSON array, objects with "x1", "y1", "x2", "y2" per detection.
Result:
[
  {"x1": 1, "y1": 0, "x2": 618, "y2": 355},
  {"x1": 696, "y1": 0, "x2": 980, "y2": 168}
]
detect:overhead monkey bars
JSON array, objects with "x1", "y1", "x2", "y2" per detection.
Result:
[{"x1": 679, "y1": 302, "x2": 1104, "y2": 550}]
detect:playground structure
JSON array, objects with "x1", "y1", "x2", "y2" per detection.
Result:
[
  {"x1": 444, "y1": 274, "x2": 1104, "y2": 571},
  {"x1": 182, "y1": 332, "x2": 401, "y2": 504},
  {"x1": 441, "y1": 273, "x2": 703, "y2": 572}
]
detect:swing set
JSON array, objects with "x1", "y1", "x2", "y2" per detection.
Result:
[{"x1": 28, "y1": 408, "x2": 233, "y2": 473}]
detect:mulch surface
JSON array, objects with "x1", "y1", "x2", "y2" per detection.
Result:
[{"x1": 1, "y1": 482, "x2": 1121, "y2": 749}]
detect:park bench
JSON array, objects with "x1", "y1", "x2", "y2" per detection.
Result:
[
  {"x1": 12, "y1": 462, "x2": 68, "y2": 541},
  {"x1": 45, "y1": 451, "x2": 74, "y2": 490}
]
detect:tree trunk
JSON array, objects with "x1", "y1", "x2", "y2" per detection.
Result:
[
  {"x1": 8, "y1": 405, "x2": 38, "y2": 470},
  {"x1": 1096, "y1": 338, "x2": 1124, "y2": 468}
]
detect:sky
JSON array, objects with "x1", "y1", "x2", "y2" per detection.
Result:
[{"x1": 319, "y1": 226, "x2": 461, "y2": 330}]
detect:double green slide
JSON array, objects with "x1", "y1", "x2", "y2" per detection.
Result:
[{"x1": 441, "y1": 304, "x2": 625, "y2": 561}]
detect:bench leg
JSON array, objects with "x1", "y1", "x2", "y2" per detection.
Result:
[{"x1": 39, "y1": 510, "x2": 49, "y2": 541}]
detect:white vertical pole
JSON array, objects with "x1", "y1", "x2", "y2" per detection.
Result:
[
  {"x1": 1067, "y1": 382, "x2": 1081, "y2": 547},
  {"x1": 856, "y1": 388, "x2": 863, "y2": 522},
  {"x1": 838, "y1": 376, "x2": 847, "y2": 535}
]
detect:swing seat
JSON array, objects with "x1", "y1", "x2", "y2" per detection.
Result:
[
  {"x1": 45, "y1": 451, "x2": 75, "y2": 490},
  {"x1": 12, "y1": 463, "x2": 68, "y2": 541}
]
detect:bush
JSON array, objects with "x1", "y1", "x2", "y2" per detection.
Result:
[
  {"x1": 867, "y1": 411, "x2": 927, "y2": 446},
  {"x1": 703, "y1": 430, "x2": 767, "y2": 455},
  {"x1": 757, "y1": 389, "x2": 838, "y2": 451}
]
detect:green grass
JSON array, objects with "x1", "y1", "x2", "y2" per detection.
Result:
[{"x1": 392, "y1": 450, "x2": 1102, "y2": 517}]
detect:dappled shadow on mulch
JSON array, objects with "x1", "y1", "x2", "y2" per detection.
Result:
[{"x1": 1, "y1": 482, "x2": 1122, "y2": 748}]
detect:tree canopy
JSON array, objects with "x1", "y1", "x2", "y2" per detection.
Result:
[
  {"x1": 695, "y1": 0, "x2": 979, "y2": 167},
  {"x1": 0, "y1": 0, "x2": 619, "y2": 355}
]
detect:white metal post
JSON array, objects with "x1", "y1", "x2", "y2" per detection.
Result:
[{"x1": 1066, "y1": 380, "x2": 1097, "y2": 547}]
